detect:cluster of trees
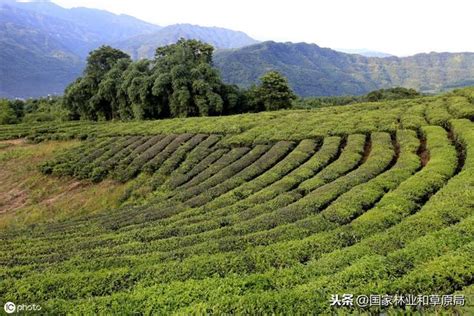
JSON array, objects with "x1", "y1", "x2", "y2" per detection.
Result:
[
  {"x1": 293, "y1": 87, "x2": 422, "y2": 109},
  {"x1": 365, "y1": 87, "x2": 421, "y2": 102},
  {"x1": 63, "y1": 39, "x2": 296, "y2": 121},
  {"x1": 0, "y1": 97, "x2": 67, "y2": 125}
]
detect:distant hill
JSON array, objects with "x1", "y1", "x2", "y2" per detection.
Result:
[
  {"x1": 0, "y1": 2, "x2": 258, "y2": 98},
  {"x1": 0, "y1": 4, "x2": 86, "y2": 98},
  {"x1": 335, "y1": 48, "x2": 394, "y2": 58},
  {"x1": 2, "y1": 0, "x2": 161, "y2": 46},
  {"x1": 1, "y1": 2, "x2": 473, "y2": 98},
  {"x1": 115, "y1": 24, "x2": 259, "y2": 59},
  {"x1": 214, "y1": 41, "x2": 474, "y2": 96},
  {"x1": 0, "y1": 0, "x2": 162, "y2": 98}
]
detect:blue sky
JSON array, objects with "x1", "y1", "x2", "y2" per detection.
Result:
[{"x1": 51, "y1": 0, "x2": 473, "y2": 56}]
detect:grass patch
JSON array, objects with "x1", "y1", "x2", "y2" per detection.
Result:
[{"x1": 0, "y1": 140, "x2": 130, "y2": 229}]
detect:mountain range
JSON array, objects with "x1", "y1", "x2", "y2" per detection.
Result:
[
  {"x1": 0, "y1": 0, "x2": 159, "y2": 97},
  {"x1": 1, "y1": 0, "x2": 473, "y2": 98},
  {"x1": 116, "y1": 24, "x2": 258, "y2": 60},
  {"x1": 335, "y1": 48, "x2": 393, "y2": 58},
  {"x1": 214, "y1": 41, "x2": 474, "y2": 96},
  {"x1": 0, "y1": 0, "x2": 257, "y2": 98}
]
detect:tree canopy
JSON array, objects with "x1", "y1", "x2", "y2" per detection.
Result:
[
  {"x1": 63, "y1": 45, "x2": 132, "y2": 120},
  {"x1": 62, "y1": 40, "x2": 255, "y2": 121},
  {"x1": 366, "y1": 87, "x2": 421, "y2": 102},
  {"x1": 256, "y1": 71, "x2": 296, "y2": 111}
]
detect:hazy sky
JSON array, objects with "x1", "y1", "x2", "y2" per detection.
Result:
[{"x1": 51, "y1": 0, "x2": 473, "y2": 56}]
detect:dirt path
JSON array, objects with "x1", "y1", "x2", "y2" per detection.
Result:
[{"x1": 0, "y1": 138, "x2": 27, "y2": 146}]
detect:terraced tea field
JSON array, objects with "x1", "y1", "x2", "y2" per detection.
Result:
[{"x1": 1, "y1": 88, "x2": 474, "y2": 314}]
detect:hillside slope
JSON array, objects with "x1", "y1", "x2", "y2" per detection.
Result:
[
  {"x1": 214, "y1": 41, "x2": 474, "y2": 96},
  {"x1": 2, "y1": 0, "x2": 161, "y2": 44},
  {"x1": 335, "y1": 48, "x2": 394, "y2": 57},
  {"x1": 0, "y1": 88, "x2": 473, "y2": 313},
  {"x1": 0, "y1": 4, "x2": 86, "y2": 98},
  {"x1": 0, "y1": 2, "x2": 258, "y2": 98},
  {"x1": 116, "y1": 24, "x2": 259, "y2": 59},
  {"x1": 0, "y1": 0, "x2": 161, "y2": 98}
]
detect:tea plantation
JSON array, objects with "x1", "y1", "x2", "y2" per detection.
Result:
[{"x1": 0, "y1": 88, "x2": 473, "y2": 314}]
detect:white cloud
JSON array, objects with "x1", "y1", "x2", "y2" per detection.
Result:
[{"x1": 51, "y1": 0, "x2": 474, "y2": 56}]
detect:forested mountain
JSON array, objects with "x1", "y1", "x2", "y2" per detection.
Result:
[
  {"x1": 2, "y1": 0, "x2": 161, "y2": 45},
  {"x1": 335, "y1": 48, "x2": 394, "y2": 57},
  {"x1": 0, "y1": 4, "x2": 85, "y2": 97},
  {"x1": 0, "y1": 0, "x2": 161, "y2": 98},
  {"x1": 1, "y1": 1, "x2": 473, "y2": 98},
  {"x1": 214, "y1": 41, "x2": 474, "y2": 96},
  {"x1": 0, "y1": 1, "x2": 258, "y2": 98},
  {"x1": 116, "y1": 24, "x2": 259, "y2": 59}
]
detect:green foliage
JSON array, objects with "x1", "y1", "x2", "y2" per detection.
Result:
[
  {"x1": 292, "y1": 95, "x2": 363, "y2": 109},
  {"x1": 294, "y1": 87, "x2": 423, "y2": 109},
  {"x1": 0, "y1": 96, "x2": 70, "y2": 124},
  {"x1": 153, "y1": 39, "x2": 225, "y2": 117},
  {"x1": 63, "y1": 46, "x2": 133, "y2": 120},
  {"x1": 366, "y1": 87, "x2": 421, "y2": 101},
  {"x1": 60, "y1": 40, "x2": 253, "y2": 122},
  {"x1": 253, "y1": 71, "x2": 296, "y2": 111},
  {"x1": 0, "y1": 99, "x2": 18, "y2": 124}
]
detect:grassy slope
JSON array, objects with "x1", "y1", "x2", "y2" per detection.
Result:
[{"x1": 0, "y1": 139, "x2": 130, "y2": 229}]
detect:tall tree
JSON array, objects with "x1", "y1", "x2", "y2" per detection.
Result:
[
  {"x1": 256, "y1": 71, "x2": 296, "y2": 111},
  {"x1": 116, "y1": 59, "x2": 153, "y2": 120},
  {"x1": 63, "y1": 46, "x2": 131, "y2": 120},
  {"x1": 85, "y1": 46, "x2": 131, "y2": 84},
  {"x1": 0, "y1": 99, "x2": 18, "y2": 124},
  {"x1": 152, "y1": 39, "x2": 225, "y2": 117},
  {"x1": 97, "y1": 58, "x2": 131, "y2": 120}
]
